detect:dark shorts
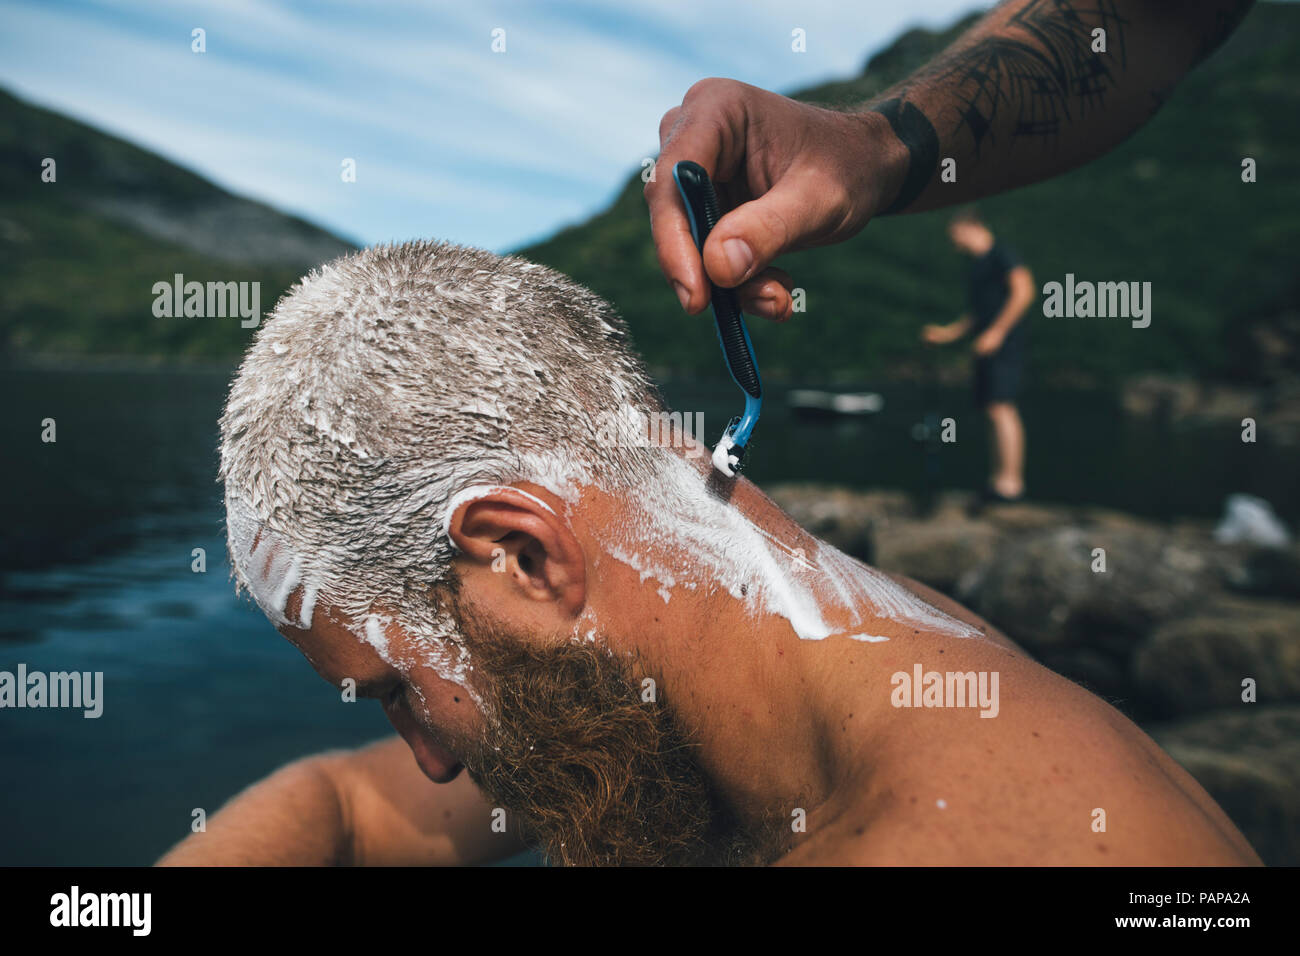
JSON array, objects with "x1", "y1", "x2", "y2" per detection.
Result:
[{"x1": 973, "y1": 348, "x2": 1024, "y2": 408}]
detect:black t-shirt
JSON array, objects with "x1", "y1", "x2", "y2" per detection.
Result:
[{"x1": 968, "y1": 241, "x2": 1026, "y2": 351}]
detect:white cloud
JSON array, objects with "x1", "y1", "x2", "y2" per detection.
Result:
[{"x1": 0, "y1": 0, "x2": 986, "y2": 250}]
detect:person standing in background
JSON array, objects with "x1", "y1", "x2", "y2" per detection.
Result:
[
  {"x1": 923, "y1": 208, "x2": 1036, "y2": 503},
  {"x1": 646, "y1": 2, "x2": 1256, "y2": 499}
]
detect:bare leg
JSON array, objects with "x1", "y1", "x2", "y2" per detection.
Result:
[{"x1": 985, "y1": 401, "x2": 1024, "y2": 498}]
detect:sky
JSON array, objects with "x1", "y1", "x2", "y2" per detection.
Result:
[{"x1": 0, "y1": 0, "x2": 985, "y2": 252}]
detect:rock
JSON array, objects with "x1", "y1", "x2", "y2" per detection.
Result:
[
  {"x1": 1037, "y1": 646, "x2": 1133, "y2": 703},
  {"x1": 1148, "y1": 706, "x2": 1300, "y2": 866},
  {"x1": 1118, "y1": 372, "x2": 1300, "y2": 446},
  {"x1": 930, "y1": 490, "x2": 979, "y2": 522},
  {"x1": 1199, "y1": 385, "x2": 1263, "y2": 423},
  {"x1": 1120, "y1": 373, "x2": 1265, "y2": 425},
  {"x1": 768, "y1": 484, "x2": 913, "y2": 561},
  {"x1": 961, "y1": 525, "x2": 1219, "y2": 655},
  {"x1": 871, "y1": 517, "x2": 1001, "y2": 594},
  {"x1": 1121, "y1": 374, "x2": 1202, "y2": 421},
  {"x1": 1076, "y1": 506, "x2": 1162, "y2": 532},
  {"x1": 88, "y1": 196, "x2": 355, "y2": 269},
  {"x1": 1225, "y1": 543, "x2": 1300, "y2": 599},
  {"x1": 976, "y1": 501, "x2": 1066, "y2": 531},
  {"x1": 1133, "y1": 597, "x2": 1300, "y2": 716}
]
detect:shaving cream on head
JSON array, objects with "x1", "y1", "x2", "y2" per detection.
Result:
[
  {"x1": 441, "y1": 484, "x2": 557, "y2": 548},
  {"x1": 226, "y1": 495, "x2": 479, "y2": 695},
  {"x1": 226, "y1": 497, "x2": 300, "y2": 630},
  {"x1": 219, "y1": 242, "x2": 673, "y2": 715},
  {"x1": 533, "y1": 449, "x2": 982, "y2": 645}
]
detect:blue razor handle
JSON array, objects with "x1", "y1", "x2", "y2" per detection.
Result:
[{"x1": 672, "y1": 160, "x2": 763, "y2": 477}]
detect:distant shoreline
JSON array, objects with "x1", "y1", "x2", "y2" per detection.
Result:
[{"x1": 1, "y1": 352, "x2": 237, "y2": 374}]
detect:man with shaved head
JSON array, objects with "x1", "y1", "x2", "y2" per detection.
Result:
[{"x1": 158, "y1": 240, "x2": 1258, "y2": 867}]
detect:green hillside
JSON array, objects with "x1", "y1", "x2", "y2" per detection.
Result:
[
  {"x1": 521, "y1": 3, "x2": 1300, "y2": 386},
  {"x1": 1, "y1": 3, "x2": 1295, "y2": 382},
  {"x1": 0, "y1": 89, "x2": 355, "y2": 358}
]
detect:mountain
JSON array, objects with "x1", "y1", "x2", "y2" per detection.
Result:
[
  {"x1": 2, "y1": 3, "x2": 1296, "y2": 384},
  {"x1": 0, "y1": 88, "x2": 356, "y2": 358},
  {"x1": 520, "y1": 2, "x2": 1300, "y2": 386}
]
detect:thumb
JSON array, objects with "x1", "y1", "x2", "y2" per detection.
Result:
[{"x1": 701, "y1": 170, "x2": 839, "y2": 288}]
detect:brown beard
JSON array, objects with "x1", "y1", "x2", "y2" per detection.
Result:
[{"x1": 447, "y1": 605, "x2": 781, "y2": 866}]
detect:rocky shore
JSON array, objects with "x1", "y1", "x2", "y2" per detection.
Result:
[{"x1": 770, "y1": 484, "x2": 1300, "y2": 865}]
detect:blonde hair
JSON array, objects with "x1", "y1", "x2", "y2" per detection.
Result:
[{"x1": 219, "y1": 240, "x2": 663, "y2": 649}]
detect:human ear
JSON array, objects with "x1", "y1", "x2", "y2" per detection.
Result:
[{"x1": 446, "y1": 487, "x2": 585, "y2": 614}]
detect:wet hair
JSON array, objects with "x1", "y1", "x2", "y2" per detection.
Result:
[{"x1": 218, "y1": 240, "x2": 664, "y2": 647}]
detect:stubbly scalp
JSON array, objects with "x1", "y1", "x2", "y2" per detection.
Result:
[{"x1": 219, "y1": 240, "x2": 664, "y2": 672}]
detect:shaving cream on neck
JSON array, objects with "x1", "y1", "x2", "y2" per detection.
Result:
[{"x1": 513, "y1": 450, "x2": 982, "y2": 644}]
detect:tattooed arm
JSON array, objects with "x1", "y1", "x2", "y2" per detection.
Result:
[
  {"x1": 871, "y1": 0, "x2": 1255, "y2": 213},
  {"x1": 648, "y1": 0, "x2": 1253, "y2": 320}
]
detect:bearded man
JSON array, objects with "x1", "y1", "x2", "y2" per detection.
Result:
[{"x1": 158, "y1": 241, "x2": 1259, "y2": 867}]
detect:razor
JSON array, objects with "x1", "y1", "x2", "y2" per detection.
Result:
[{"x1": 672, "y1": 160, "x2": 763, "y2": 477}]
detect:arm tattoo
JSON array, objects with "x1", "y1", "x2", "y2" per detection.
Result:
[
  {"x1": 924, "y1": 0, "x2": 1130, "y2": 147},
  {"x1": 870, "y1": 0, "x2": 1130, "y2": 212}
]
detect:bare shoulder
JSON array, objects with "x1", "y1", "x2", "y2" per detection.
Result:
[
  {"x1": 883, "y1": 569, "x2": 1025, "y2": 653},
  {"x1": 791, "y1": 641, "x2": 1261, "y2": 865}
]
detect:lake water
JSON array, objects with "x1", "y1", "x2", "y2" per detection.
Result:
[{"x1": 1, "y1": 365, "x2": 1294, "y2": 865}]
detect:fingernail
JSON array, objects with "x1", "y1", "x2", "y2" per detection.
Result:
[
  {"x1": 749, "y1": 298, "x2": 779, "y2": 319},
  {"x1": 672, "y1": 280, "x2": 691, "y2": 311},
  {"x1": 722, "y1": 238, "x2": 753, "y2": 281}
]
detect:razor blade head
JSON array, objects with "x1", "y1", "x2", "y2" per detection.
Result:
[{"x1": 711, "y1": 434, "x2": 748, "y2": 477}]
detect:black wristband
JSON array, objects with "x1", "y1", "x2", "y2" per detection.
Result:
[{"x1": 871, "y1": 97, "x2": 940, "y2": 214}]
